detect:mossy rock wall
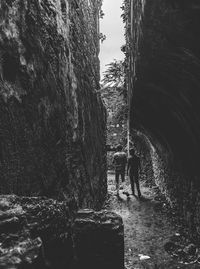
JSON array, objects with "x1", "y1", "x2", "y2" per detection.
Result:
[
  {"x1": 0, "y1": 0, "x2": 106, "y2": 210},
  {"x1": 125, "y1": 0, "x2": 200, "y2": 236}
]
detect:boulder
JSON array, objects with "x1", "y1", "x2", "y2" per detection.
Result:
[
  {"x1": 73, "y1": 209, "x2": 124, "y2": 269},
  {"x1": 0, "y1": 195, "x2": 73, "y2": 269}
]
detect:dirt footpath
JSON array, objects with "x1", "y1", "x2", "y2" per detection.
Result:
[{"x1": 105, "y1": 172, "x2": 200, "y2": 269}]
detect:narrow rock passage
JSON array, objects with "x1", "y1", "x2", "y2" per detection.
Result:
[{"x1": 105, "y1": 172, "x2": 197, "y2": 269}]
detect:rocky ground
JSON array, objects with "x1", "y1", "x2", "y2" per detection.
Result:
[
  {"x1": 0, "y1": 195, "x2": 123, "y2": 269},
  {"x1": 0, "y1": 195, "x2": 73, "y2": 269},
  {"x1": 104, "y1": 171, "x2": 200, "y2": 269}
]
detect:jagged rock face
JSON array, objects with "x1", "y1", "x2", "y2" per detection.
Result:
[
  {"x1": 0, "y1": 196, "x2": 124, "y2": 269},
  {"x1": 73, "y1": 209, "x2": 124, "y2": 269},
  {"x1": 0, "y1": 0, "x2": 106, "y2": 209},
  {"x1": 125, "y1": 0, "x2": 200, "y2": 235},
  {"x1": 0, "y1": 195, "x2": 74, "y2": 269}
]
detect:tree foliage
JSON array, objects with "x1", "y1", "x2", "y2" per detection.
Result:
[
  {"x1": 101, "y1": 60, "x2": 127, "y2": 125},
  {"x1": 101, "y1": 59, "x2": 127, "y2": 153},
  {"x1": 102, "y1": 60, "x2": 124, "y2": 88}
]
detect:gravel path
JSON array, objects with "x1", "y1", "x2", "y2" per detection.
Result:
[{"x1": 106, "y1": 172, "x2": 199, "y2": 269}]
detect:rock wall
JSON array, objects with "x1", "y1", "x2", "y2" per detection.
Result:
[
  {"x1": 73, "y1": 209, "x2": 124, "y2": 269},
  {"x1": 0, "y1": 196, "x2": 124, "y2": 269},
  {"x1": 0, "y1": 195, "x2": 74, "y2": 269},
  {"x1": 124, "y1": 0, "x2": 200, "y2": 237},
  {"x1": 0, "y1": 0, "x2": 106, "y2": 209}
]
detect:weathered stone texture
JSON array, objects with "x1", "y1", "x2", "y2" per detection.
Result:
[
  {"x1": 0, "y1": 195, "x2": 74, "y2": 269},
  {"x1": 0, "y1": 0, "x2": 106, "y2": 209},
  {"x1": 125, "y1": 0, "x2": 200, "y2": 236},
  {"x1": 73, "y1": 209, "x2": 124, "y2": 269},
  {"x1": 0, "y1": 197, "x2": 124, "y2": 269}
]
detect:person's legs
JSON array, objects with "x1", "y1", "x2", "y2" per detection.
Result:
[
  {"x1": 134, "y1": 172, "x2": 141, "y2": 197},
  {"x1": 121, "y1": 171, "x2": 125, "y2": 183},
  {"x1": 115, "y1": 171, "x2": 120, "y2": 194},
  {"x1": 120, "y1": 171, "x2": 126, "y2": 190},
  {"x1": 129, "y1": 173, "x2": 135, "y2": 195},
  {"x1": 121, "y1": 171, "x2": 125, "y2": 188}
]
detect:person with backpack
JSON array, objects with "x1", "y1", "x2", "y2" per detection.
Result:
[
  {"x1": 127, "y1": 148, "x2": 142, "y2": 198},
  {"x1": 113, "y1": 144, "x2": 127, "y2": 195}
]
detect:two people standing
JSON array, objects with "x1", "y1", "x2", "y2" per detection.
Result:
[{"x1": 113, "y1": 145, "x2": 142, "y2": 198}]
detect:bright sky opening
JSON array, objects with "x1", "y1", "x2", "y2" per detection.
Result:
[{"x1": 99, "y1": 0, "x2": 125, "y2": 79}]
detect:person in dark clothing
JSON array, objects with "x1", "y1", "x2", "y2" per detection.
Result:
[
  {"x1": 113, "y1": 145, "x2": 127, "y2": 195},
  {"x1": 127, "y1": 148, "x2": 141, "y2": 198}
]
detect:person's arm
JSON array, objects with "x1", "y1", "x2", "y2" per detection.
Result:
[
  {"x1": 138, "y1": 157, "x2": 141, "y2": 172},
  {"x1": 127, "y1": 158, "x2": 130, "y2": 175},
  {"x1": 112, "y1": 154, "x2": 116, "y2": 165}
]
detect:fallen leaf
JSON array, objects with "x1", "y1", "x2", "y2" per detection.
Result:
[{"x1": 138, "y1": 254, "x2": 151, "y2": 260}]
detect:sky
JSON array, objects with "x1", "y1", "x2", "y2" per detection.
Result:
[{"x1": 99, "y1": 0, "x2": 125, "y2": 78}]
